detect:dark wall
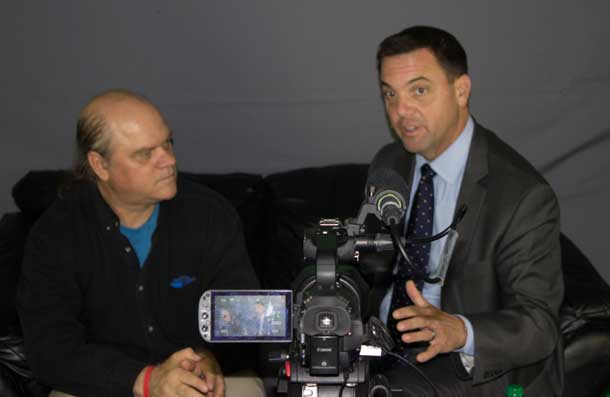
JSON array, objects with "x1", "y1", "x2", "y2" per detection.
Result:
[{"x1": 2, "y1": 1, "x2": 609, "y2": 282}]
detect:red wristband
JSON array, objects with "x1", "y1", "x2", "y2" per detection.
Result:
[{"x1": 143, "y1": 365, "x2": 155, "y2": 397}]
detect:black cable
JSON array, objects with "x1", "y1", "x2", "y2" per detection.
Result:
[
  {"x1": 405, "y1": 223, "x2": 454, "y2": 245},
  {"x1": 389, "y1": 223, "x2": 438, "y2": 284},
  {"x1": 389, "y1": 222, "x2": 415, "y2": 270},
  {"x1": 388, "y1": 205, "x2": 468, "y2": 284},
  {"x1": 404, "y1": 205, "x2": 467, "y2": 245},
  {"x1": 338, "y1": 367, "x2": 350, "y2": 397},
  {"x1": 383, "y1": 351, "x2": 440, "y2": 397},
  {"x1": 405, "y1": 205, "x2": 468, "y2": 244}
]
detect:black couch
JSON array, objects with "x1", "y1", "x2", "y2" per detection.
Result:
[{"x1": 2, "y1": 166, "x2": 610, "y2": 396}]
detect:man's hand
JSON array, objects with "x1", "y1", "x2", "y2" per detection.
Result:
[
  {"x1": 186, "y1": 348, "x2": 225, "y2": 397},
  {"x1": 133, "y1": 347, "x2": 210, "y2": 397},
  {"x1": 392, "y1": 280, "x2": 468, "y2": 363}
]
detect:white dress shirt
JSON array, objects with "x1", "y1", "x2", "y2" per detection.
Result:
[{"x1": 379, "y1": 116, "x2": 476, "y2": 369}]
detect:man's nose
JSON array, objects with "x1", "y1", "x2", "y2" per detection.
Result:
[{"x1": 395, "y1": 97, "x2": 416, "y2": 118}]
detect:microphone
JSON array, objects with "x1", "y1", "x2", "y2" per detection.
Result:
[
  {"x1": 365, "y1": 167, "x2": 409, "y2": 226},
  {"x1": 374, "y1": 189, "x2": 405, "y2": 226}
]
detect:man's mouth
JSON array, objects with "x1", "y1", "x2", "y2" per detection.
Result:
[
  {"x1": 400, "y1": 124, "x2": 422, "y2": 136},
  {"x1": 158, "y1": 170, "x2": 177, "y2": 183}
]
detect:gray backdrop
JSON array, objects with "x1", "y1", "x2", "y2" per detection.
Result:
[{"x1": 2, "y1": 1, "x2": 609, "y2": 282}]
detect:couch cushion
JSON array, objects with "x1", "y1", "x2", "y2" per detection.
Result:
[
  {"x1": 0, "y1": 336, "x2": 50, "y2": 397},
  {"x1": 0, "y1": 213, "x2": 30, "y2": 334},
  {"x1": 560, "y1": 233, "x2": 610, "y2": 338},
  {"x1": 0, "y1": 213, "x2": 51, "y2": 397},
  {"x1": 12, "y1": 171, "x2": 71, "y2": 222},
  {"x1": 563, "y1": 327, "x2": 610, "y2": 397}
]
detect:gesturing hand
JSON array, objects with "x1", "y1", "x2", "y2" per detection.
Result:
[{"x1": 391, "y1": 280, "x2": 468, "y2": 363}]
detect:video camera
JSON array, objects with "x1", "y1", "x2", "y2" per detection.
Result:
[
  {"x1": 199, "y1": 168, "x2": 464, "y2": 397},
  {"x1": 280, "y1": 206, "x2": 400, "y2": 397}
]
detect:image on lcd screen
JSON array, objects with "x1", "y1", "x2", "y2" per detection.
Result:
[{"x1": 211, "y1": 291, "x2": 291, "y2": 341}]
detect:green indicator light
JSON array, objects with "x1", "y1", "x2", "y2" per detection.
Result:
[{"x1": 505, "y1": 384, "x2": 524, "y2": 397}]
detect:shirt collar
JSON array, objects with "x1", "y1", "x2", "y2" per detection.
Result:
[
  {"x1": 89, "y1": 182, "x2": 121, "y2": 230},
  {"x1": 120, "y1": 203, "x2": 160, "y2": 233},
  {"x1": 415, "y1": 116, "x2": 474, "y2": 185}
]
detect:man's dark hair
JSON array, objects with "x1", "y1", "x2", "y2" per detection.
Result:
[
  {"x1": 74, "y1": 113, "x2": 111, "y2": 181},
  {"x1": 376, "y1": 26, "x2": 468, "y2": 81}
]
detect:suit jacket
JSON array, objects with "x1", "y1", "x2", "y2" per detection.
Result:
[
  {"x1": 245, "y1": 313, "x2": 275, "y2": 336},
  {"x1": 369, "y1": 123, "x2": 564, "y2": 396}
]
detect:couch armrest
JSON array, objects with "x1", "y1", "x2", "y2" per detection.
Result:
[
  {"x1": 560, "y1": 233, "x2": 610, "y2": 336},
  {"x1": 559, "y1": 233, "x2": 610, "y2": 396}
]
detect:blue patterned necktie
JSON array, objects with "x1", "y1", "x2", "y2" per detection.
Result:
[{"x1": 387, "y1": 163, "x2": 436, "y2": 345}]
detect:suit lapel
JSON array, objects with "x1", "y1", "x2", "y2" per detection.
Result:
[{"x1": 445, "y1": 125, "x2": 489, "y2": 284}]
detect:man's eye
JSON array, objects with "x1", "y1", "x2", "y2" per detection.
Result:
[
  {"x1": 383, "y1": 90, "x2": 395, "y2": 99},
  {"x1": 137, "y1": 150, "x2": 152, "y2": 160},
  {"x1": 414, "y1": 86, "x2": 428, "y2": 96}
]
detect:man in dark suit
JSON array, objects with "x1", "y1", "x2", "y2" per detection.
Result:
[
  {"x1": 370, "y1": 26, "x2": 564, "y2": 396},
  {"x1": 246, "y1": 301, "x2": 275, "y2": 337}
]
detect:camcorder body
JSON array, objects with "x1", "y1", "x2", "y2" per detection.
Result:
[
  {"x1": 199, "y1": 185, "x2": 406, "y2": 397},
  {"x1": 199, "y1": 167, "x2": 462, "y2": 396},
  {"x1": 283, "y1": 216, "x2": 395, "y2": 397}
]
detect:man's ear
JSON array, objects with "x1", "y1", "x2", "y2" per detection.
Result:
[
  {"x1": 87, "y1": 151, "x2": 110, "y2": 181},
  {"x1": 454, "y1": 74, "x2": 471, "y2": 107}
]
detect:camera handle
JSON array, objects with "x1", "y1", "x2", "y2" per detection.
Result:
[{"x1": 314, "y1": 224, "x2": 339, "y2": 297}]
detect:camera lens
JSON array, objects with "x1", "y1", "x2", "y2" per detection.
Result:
[{"x1": 317, "y1": 312, "x2": 336, "y2": 329}]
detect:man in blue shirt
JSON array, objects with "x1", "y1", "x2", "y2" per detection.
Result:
[
  {"x1": 18, "y1": 90, "x2": 263, "y2": 397},
  {"x1": 371, "y1": 26, "x2": 563, "y2": 396}
]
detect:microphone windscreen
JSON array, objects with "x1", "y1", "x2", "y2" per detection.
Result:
[
  {"x1": 365, "y1": 167, "x2": 409, "y2": 204},
  {"x1": 365, "y1": 143, "x2": 411, "y2": 201}
]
